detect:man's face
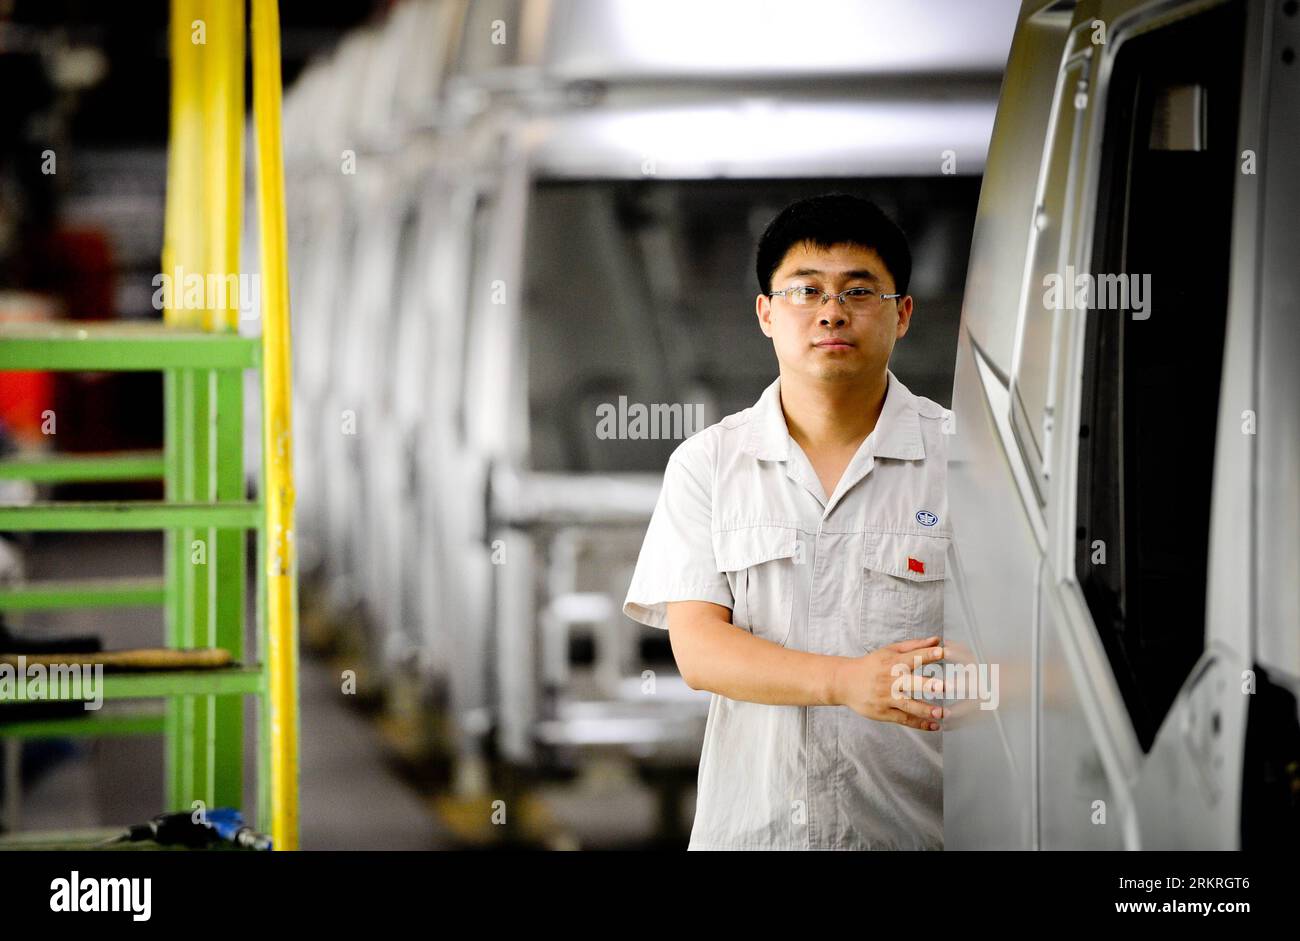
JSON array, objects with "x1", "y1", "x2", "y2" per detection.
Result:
[{"x1": 756, "y1": 241, "x2": 913, "y2": 384}]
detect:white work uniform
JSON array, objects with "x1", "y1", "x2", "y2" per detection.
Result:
[{"x1": 623, "y1": 369, "x2": 949, "y2": 850}]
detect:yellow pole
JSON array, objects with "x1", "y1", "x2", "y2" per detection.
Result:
[
  {"x1": 164, "y1": 0, "x2": 206, "y2": 328},
  {"x1": 201, "y1": 0, "x2": 244, "y2": 333},
  {"x1": 251, "y1": 0, "x2": 300, "y2": 850}
]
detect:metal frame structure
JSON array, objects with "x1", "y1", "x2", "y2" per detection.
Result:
[{"x1": 0, "y1": 0, "x2": 300, "y2": 850}]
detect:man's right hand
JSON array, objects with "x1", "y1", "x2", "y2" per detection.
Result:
[{"x1": 832, "y1": 636, "x2": 948, "y2": 730}]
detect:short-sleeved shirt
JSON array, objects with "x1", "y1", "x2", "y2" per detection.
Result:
[{"x1": 623, "y1": 368, "x2": 950, "y2": 850}]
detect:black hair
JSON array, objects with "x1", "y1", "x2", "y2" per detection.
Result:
[{"x1": 755, "y1": 193, "x2": 912, "y2": 297}]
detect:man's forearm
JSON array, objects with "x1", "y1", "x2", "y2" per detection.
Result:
[{"x1": 670, "y1": 608, "x2": 848, "y2": 707}]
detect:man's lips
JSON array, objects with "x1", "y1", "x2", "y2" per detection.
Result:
[{"x1": 814, "y1": 338, "x2": 854, "y2": 348}]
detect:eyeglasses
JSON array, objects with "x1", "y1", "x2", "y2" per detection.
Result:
[{"x1": 769, "y1": 285, "x2": 902, "y2": 312}]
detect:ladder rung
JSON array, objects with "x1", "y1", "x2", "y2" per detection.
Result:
[
  {"x1": 0, "y1": 322, "x2": 260, "y2": 371},
  {"x1": 0, "y1": 450, "x2": 165, "y2": 483},
  {"x1": 0, "y1": 576, "x2": 166, "y2": 610},
  {"x1": 0, "y1": 710, "x2": 165, "y2": 739},
  {"x1": 0, "y1": 501, "x2": 262, "y2": 531},
  {"x1": 0, "y1": 667, "x2": 263, "y2": 702}
]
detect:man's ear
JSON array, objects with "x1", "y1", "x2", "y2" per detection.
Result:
[
  {"x1": 895, "y1": 295, "x2": 914, "y2": 339},
  {"x1": 756, "y1": 293, "x2": 775, "y2": 338}
]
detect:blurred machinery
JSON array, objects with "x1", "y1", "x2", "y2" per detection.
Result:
[{"x1": 277, "y1": 0, "x2": 1020, "y2": 826}]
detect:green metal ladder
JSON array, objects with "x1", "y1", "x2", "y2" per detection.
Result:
[
  {"x1": 0, "y1": 324, "x2": 268, "y2": 821},
  {"x1": 0, "y1": 0, "x2": 299, "y2": 847}
]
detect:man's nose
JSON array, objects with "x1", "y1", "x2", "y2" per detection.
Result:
[{"x1": 819, "y1": 304, "x2": 847, "y2": 327}]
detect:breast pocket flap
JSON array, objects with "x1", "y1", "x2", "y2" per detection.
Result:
[
  {"x1": 863, "y1": 530, "x2": 949, "y2": 582},
  {"x1": 713, "y1": 525, "x2": 800, "y2": 571}
]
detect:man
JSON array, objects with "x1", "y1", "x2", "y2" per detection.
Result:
[{"x1": 623, "y1": 193, "x2": 950, "y2": 850}]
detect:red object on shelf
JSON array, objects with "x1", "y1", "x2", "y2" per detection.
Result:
[{"x1": 0, "y1": 291, "x2": 59, "y2": 447}]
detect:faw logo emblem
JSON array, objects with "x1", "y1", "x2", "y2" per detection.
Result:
[{"x1": 916, "y1": 510, "x2": 939, "y2": 527}]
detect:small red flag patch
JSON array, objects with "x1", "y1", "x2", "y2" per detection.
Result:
[{"x1": 907, "y1": 557, "x2": 925, "y2": 574}]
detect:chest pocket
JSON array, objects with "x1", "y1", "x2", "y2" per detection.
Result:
[
  {"x1": 713, "y1": 525, "x2": 799, "y2": 648},
  {"x1": 859, "y1": 530, "x2": 949, "y2": 650}
]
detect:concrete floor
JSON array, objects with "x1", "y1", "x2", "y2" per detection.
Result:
[{"x1": 297, "y1": 656, "x2": 449, "y2": 849}]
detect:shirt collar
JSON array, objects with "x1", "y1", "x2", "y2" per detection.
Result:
[{"x1": 744, "y1": 368, "x2": 926, "y2": 462}]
